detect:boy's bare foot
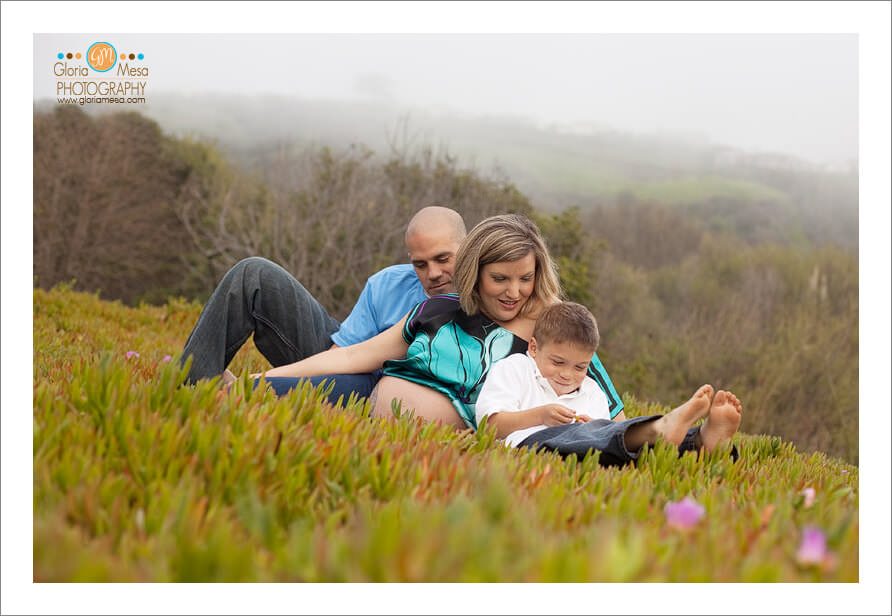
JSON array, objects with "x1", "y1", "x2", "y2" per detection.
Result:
[
  {"x1": 698, "y1": 390, "x2": 742, "y2": 452},
  {"x1": 654, "y1": 384, "x2": 715, "y2": 445},
  {"x1": 625, "y1": 385, "x2": 714, "y2": 452}
]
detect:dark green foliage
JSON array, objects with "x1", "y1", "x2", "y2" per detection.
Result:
[
  {"x1": 586, "y1": 199, "x2": 706, "y2": 269},
  {"x1": 227, "y1": 142, "x2": 535, "y2": 319},
  {"x1": 34, "y1": 106, "x2": 535, "y2": 318},
  {"x1": 596, "y1": 238, "x2": 858, "y2": 464},
  {"x1": 33, "y1": 106, "x2": 196, "y2": 304},
  {"x1": 532, "y1": 206, "x2": 604, "y2": 306}
]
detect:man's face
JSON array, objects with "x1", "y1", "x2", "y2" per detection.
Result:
[{"x1": 406, "y1": 229, "x2": 461, "y2": 296}]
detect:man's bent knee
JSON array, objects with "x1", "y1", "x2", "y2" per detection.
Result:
[
  {"x1": 234, "y1": 256, "x2": 277, "y2": 273},
  {"x1": 229, "y1": 257, "x2": 297, "y2": 286}
]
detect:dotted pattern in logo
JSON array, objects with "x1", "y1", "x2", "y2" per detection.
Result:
[
  {"x1": 59, "y1": 51, "x2": 144, "y2": 61},
  {"x1": 59, "y1": 52, "x2": 144, "y2": 60}
]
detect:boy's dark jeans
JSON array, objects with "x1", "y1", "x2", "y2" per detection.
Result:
[{"x1": 519, "y1": 416, "x2": 704, "y2": 466}]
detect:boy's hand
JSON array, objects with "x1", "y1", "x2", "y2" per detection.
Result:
[{"x1": 540, "y1": 403, "x2": 578, "y2": 426}]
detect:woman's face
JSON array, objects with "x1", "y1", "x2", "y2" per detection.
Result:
[{"x1": 477, "y1": 251, "x2": 536, "y2": 325}]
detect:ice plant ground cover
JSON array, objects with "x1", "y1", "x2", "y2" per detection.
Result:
[{"x1": 32, "y1": 287, "x2": 858, "y2": 582}]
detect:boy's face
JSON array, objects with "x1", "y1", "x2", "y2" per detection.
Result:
[{"x1": 528, "y1": 336, "x2": 592, "y2": 396}]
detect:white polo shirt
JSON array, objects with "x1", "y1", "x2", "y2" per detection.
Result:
[{"x1": 476, "y1": 352, "x2": 611, "y2": 448}]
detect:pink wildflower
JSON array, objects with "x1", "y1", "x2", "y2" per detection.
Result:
[
  {"x1": 664, "y1": 497, "x2": 705, "y2": 530},
  {"x1": 162, "y1": 355, "x2": 172, "y2": 362},
  {"x1": 796, "y1": 526, "x2": 828, "y2": 566},
  {"x1": 125, "y1": 351, "x2": 140, "y2": 359}
]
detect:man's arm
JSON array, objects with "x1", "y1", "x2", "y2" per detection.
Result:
[
  {"x1": 331, "y1": 266, "x2": 424, "y2": 347},
  {"x1": 330, "y1": 278, "x2": 379, "y2": 347}
]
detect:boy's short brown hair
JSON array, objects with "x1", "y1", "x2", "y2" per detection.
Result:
[{"x1": 532, "y1": 301, "x2": 599, "y2": 353}]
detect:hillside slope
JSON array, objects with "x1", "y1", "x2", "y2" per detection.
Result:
[
  {"x1": 37, "y1": 94, "x2": 858, "y2": 251},
  {"x1": 33, "y1": 288, "x2": 859, "y2": 582}
]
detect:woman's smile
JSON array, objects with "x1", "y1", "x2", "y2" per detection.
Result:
[{"x1": 478, "y1": 252, "x2": 536, "y2": 325}]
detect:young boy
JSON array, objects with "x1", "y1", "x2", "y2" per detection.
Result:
[{"x1": 475, "y1": 302, "x2": 742, "y2": 466}]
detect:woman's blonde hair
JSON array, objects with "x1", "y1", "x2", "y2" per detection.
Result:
[{"x1": 453, "y1": 214, "x2": 562, "y2": 318}]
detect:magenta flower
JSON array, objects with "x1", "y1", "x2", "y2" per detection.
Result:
[
  {"x1": 664, "y1": 497, "x2": 705, "y2": 530},
  {"x1": 796, "y1": 526, "x2": 828, "y2": 566},
  {"x1": 161, "y1": 355, "x2": 172, "y2": 362},
  {"x1": 125, "y1": 351, "x2": 140, "y2": 359}
]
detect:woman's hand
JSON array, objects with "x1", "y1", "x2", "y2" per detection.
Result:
[{"x1": 538, "y1": 403, "x2": 577, "y2": 426}]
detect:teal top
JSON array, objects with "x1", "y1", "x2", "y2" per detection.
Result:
[{"x1": 382, "y1": 294, "x2": 624, "y2": 429}]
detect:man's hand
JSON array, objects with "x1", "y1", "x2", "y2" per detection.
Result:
[{"x1": 539, "y1": 403, "x2": 577, "y2": 426}]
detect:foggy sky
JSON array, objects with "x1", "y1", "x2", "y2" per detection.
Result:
[{"x1": 34, "y1": 32, "x2": 858, "y2": 165}]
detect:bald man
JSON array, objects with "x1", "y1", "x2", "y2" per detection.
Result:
[{"x1": 180, "y1": 206, "x2": 467, "y2": 399}]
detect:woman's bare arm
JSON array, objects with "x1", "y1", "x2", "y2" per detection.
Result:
[{"x1": 257, "y1": 316, "x2": 410, "y2": 378}]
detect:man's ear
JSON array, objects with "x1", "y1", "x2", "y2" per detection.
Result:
[{"x1": 528, "y1": 336, "x2": 538, "y2": 358}]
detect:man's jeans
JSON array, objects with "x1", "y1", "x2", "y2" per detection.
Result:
[{"x1": 180, "y1": 257, "x2": 380, "y2": 402}]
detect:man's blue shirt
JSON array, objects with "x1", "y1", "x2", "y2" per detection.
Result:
[{"x1": 330, "y1": 264, "x2": 427, "y2": 347}]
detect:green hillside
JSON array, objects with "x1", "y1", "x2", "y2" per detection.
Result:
[
  {"x1": 42, "y1": 94, "x2": 857, "y2": 231},
  {"x1": 33, "y1": 105, "x2": 860, "y2": 469},
  {"x1": 33, "y1": 287, "x2": 858, "y2": 582}
]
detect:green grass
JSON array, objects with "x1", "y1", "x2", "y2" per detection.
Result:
[
  {"x1": 629, "y1": 174, "x2": 791, "y2": 206},
  {"x1": 33, "y1": 287, "x2": 858, "y2": 582}
]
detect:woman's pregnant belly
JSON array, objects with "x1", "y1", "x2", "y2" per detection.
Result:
[{"x1": 370, "y1": 375, "x2": 466, "y2": 429}]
